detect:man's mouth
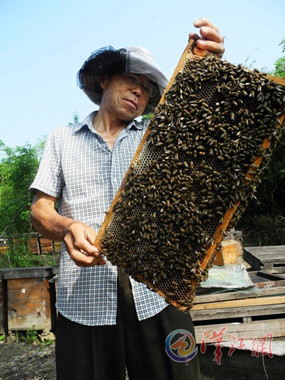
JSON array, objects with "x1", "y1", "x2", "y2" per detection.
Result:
[{"x1": 123, "y1": 98, "x2": 138, "y2": 109}]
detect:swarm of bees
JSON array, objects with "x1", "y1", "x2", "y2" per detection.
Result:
[{"x1": 99, "y1": 56, "x2": 285, "y2": 311}]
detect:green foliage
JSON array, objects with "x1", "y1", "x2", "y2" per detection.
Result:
[
  {"x1": 141, "y1": 113, "x2": 153, "y2": 121},
  {"x1": 274, "y1": 58, "x2": 285, "y2": 78},
  {"x1": 267, "y1": 39, "x2": 285, "y2": 78},
  {"x1": 34, "y1": 136, "x2": 47, "y2": 160},
  {"x1": 68, "y1": 112, "x2": 80, "y2": 125},
  {"x1": 274, "y1": 39, "x2": 285, "y2": 78},
  {"x1": 26, "y1": 326, "x2": 40, "y2": 345},
  {"x1": 0, "y1": 141, "x2": 40, "y2": 236}
]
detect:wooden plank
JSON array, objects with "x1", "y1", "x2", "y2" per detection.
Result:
[
  {"x1": 192, "y1": 295, "x2": 285, "y2": 310},
  {"x1": 191, "y1": 304, "x2": 285, "y2": 321},
  {"x1": 194, "y1": 286, "x2": 285, "y2": 304},
  {"x1": 244, "y1": 246, "x2": 285, "y2": 263},
  {"x1": 260, "y1": 257, "x2": 285, "y2": 264},
  {"x1": 249, "y1": 270, "x2": 285, "y2": 281},
  {"x1": 262, "y1": 265, "x2": 285, "y2": 274},
  {"x1": 255, "y1": 280, "x2": 285, "y2": 288},
  {"x1": 245, "y1": 245, "x2": 285, "y2": 254},
  {"x1": 194, "y1": 318, "x2": 285, "y2": 343}
]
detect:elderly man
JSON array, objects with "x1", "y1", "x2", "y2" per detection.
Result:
[{"x1": 30, "y1": 18, "x2": 224, "y2": 380}]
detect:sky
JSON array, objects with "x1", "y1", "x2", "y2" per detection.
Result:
[{"x1": 1, "y1": 0, "x2": 284, "y2": 148}]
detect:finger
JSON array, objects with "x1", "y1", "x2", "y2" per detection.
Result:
[
  {"x1": 79, "y1": 249, "x2": 106, "y2": 265},
  {"x1": 195, "y1": 39, "x2": 225, "y2": 57},
  {"x1": 73, "y1": 235, "x2": 101, "y2": 257},
  {"x1": 70, "y1": 250, "x2": 98, "y2": 266},
  {"x1": 192, "y1": 46, "x2": 210, "y2": 57},
  {"x1": 81, "y1": 241, "x2": 101, "y2": 257},
  {"x1": 85, "y1": 227, "x2": 97, "y2": 245},
  {"x1": 70, "y1": 250, "x2": 106, "y2": 267},
  {"x1": 193, "y1": 17, "x2": 219, "y2": 32},
  {"x1": 88, "y1": 256, "x2": 106, "y2": 266},
  {"x1": 199, "y1": 26, "x2": 223, "y2": 43}
]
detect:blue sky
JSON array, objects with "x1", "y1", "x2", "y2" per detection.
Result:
[{"x1": 1, "y1": 0, "x2": 284, "y2": 148}]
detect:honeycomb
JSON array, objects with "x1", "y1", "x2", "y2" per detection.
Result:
[{"x1": 95, "y1": 54, "x2": 285, "y2": 311}]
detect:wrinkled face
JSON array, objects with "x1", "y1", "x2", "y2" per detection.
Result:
[{"x1": 99, "y1": 74, "x2": 153, "y2": 121}]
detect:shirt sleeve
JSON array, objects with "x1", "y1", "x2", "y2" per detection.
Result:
[{"x1": 30, "y1": 129, "x2": 63, "y2": 198}]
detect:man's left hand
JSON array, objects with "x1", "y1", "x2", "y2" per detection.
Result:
[{"x1": 189, "y1": 17, "x2": 225, "y2": 59}]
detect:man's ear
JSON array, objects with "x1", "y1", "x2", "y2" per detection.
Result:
[{"x1": 99, "y1": 75, "x2": 109, "y2": 90}]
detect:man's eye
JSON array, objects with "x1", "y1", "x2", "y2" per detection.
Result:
[{"x1": 127, "y1": 75, "x2": 138, "y2": 84}]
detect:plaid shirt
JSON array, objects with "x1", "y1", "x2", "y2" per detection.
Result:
[{"x1": 30, "y1": 112, "x2": 168, "y2": 326}]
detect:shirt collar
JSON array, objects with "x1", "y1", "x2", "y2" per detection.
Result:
[{"x1": 74, "y1": 111, "x2": 145, "y2": 133}]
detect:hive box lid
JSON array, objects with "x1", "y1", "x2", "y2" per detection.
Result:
[{"x1": 3, "y1": 266, "x2": 53, "y2": 279}]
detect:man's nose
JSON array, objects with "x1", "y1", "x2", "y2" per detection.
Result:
[{"x1": 132, "y1": 85, "x2": 142, "y2": 96}]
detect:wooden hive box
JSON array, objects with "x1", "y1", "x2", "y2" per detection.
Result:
[{"x1": 3, "y1": 267, "x2": 56, "y2": 332}]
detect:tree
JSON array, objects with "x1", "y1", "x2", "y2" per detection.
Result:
[
  {"x1": 0, "y1": 111, "x2": 80, "y2": 238},
  {"x1": 68, "y1": 112, "x2": 80, "y2": 125},
  {"x1": 0, "y1": 141, "x2": 40, "y2": 236},
  {"x1": 272, "y1": 39, "x2": 285, "y2": 78}
]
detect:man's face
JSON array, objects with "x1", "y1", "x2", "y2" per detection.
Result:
[{"x1": 99, "y1": 74, "x2": 153, "y2": 121}]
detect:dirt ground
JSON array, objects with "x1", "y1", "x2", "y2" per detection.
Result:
[
  {"x1": 0, "y1": 341, "x2": 219, "y2": 380},
  {"x1": 0, "y1": 341, "x2": 56, "y2": 380}
]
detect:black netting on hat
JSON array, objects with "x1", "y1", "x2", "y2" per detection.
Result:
[{"x1": 79, "y1": 46, "x2": 126, "y2": 76}]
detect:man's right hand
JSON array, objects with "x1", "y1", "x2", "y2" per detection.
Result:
[
  {"x1": 189, "y1": 18, "x2": 225, "y2": 59},
  {"x1": 30, "y1": 190, "x2": 105, "y2": 267},
  {"x1": 63, "y1": 221, "x2": 106, "y2": 267}
]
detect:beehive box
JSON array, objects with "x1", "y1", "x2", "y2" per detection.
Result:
[
  {"x1": 28, "y1": 234, "x2": 61, "y2": 254},
  {"x1": 95, "y1": 41, "x2": 285, "y2": 311},
  {"x1": 3, "y1": 267, "x2": 56, "y2": 332},
  {"x1": 214, "y1": 238, "x2": 243, "y2": 266}
]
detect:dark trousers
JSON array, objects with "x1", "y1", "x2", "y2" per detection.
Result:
[{"x1": 56, "y1": 270, "x2": 200, "y2": 380}]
